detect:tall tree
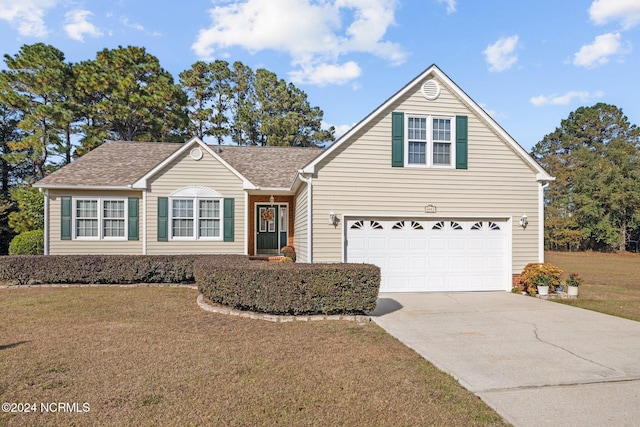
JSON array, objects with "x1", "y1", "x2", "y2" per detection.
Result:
[
  {"x1": 253, "y1": 68, "x2": 334, "y2": 147},
  {"x1": 209, "y1": 60, "x2": 232, "y2": 145},
  {"x1": 230, "y1": 61, "x2": 258, "y2": 145},
  {"x1": 532, "y1": 103, "x2": 640, "y2": 251},
  {"x1": 179, "y1": 61, "x2": 215, "y2": 140},
  {"x1": 0, "y1": 102, "x2": 22, "y2": 194},
  {"x1": 0, "y1": 43, "x2": 70, "y2": 180},
  {"x1": 74, "y1": 46, "x2": 188, "y2": 149}
]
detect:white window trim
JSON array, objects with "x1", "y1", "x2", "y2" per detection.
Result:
[
  {"x1": 169, "y1": 197, "x2": 223, "y2": 241},
  {"x1": 404, "y1": 113, "x2": 456, "y2": 168},
  {"x1": 72, "y1": 197, "x2": 128, "y2": 241}
]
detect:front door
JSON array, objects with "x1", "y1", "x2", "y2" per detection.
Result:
[{"x1": 256, "y1": 205, "x2": 279, "y2": 254}]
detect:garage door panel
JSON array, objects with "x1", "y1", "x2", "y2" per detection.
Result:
[
  {"x1": 409, "y1": 238, "x2": 427, "y2": 250},
  {"x1": 429, "y1": 238, "x2": 447, "y2": 250},
  {"x1": 346, "y1": 218, "x2": 509, "y2": 292},
  {"x1": 389, "y1": 238, "x2": 407, "y2": 250},
  {"x1": 448, "y1": 238, "x2": 466, "y2": 250},
  {"x1": 468, "y1": 256, "x2": 485, "y2": 269}
]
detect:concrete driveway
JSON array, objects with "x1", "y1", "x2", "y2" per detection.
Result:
[{"x1": 371, "y1": 292, "x2": 640, "y2": 427}]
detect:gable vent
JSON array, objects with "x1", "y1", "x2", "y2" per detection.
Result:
[{"x1": 421, "y1": 79, "x2": 440, "y2": 100}]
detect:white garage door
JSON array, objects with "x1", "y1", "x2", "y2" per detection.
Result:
[{"x1": 346, "y1": 219, "x2": 509, "y2": 292}]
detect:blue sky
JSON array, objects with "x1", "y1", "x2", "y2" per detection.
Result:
[{"x1": 1, "y1": 0, "x2": 639, "y2": 151}]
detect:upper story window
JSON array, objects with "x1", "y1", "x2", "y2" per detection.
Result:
[
  {"x1": 74, "y1": 198, "x2": 126, "y2": 239},
  {"x1": 406, "y1": 115, "x2": 454, "y2": 167}
]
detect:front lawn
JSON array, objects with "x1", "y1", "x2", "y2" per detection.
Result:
[
  {"x1": 0, "y1": 286, "x2": 506, "y2": 426},
  {"x1": 546, "y1": 251, "x2": 640, "y2": 322}
]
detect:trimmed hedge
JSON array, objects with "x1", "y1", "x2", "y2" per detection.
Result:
[
  {"x1": 0, "y1": 254, "x2": 380, "y2": 316},
  {"x1": 195, "y1": 258, "x2": 380, "y2": 315},
  {"x1": 0, "y1": 255, "x2": 244, "y2": 286}
]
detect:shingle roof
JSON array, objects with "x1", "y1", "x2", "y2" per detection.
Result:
[
  {"x1": 34, "y1": 141, "x2": 322, "y2": 189},
  {"x1": 35, "y1": 142, "x2": 184, "y2": 187},
  {"x1": 215, "y1": 145, "x2": 321, "y2": 188}
]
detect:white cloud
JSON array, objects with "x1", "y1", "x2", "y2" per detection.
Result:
[
  {"x1": 322, "y1": 121, "x2": 354, "y2": 140},
  {"x1": 0, "y1": 0, "x2": 56, "y2": 37},
  {"x1": 589, "y1": 0, "x2": 640, "y2": 30},
  {"x1": 437, "y1": 0, "x2": 457, "y2": 14},
  {"x1": 530, "y1": 90, "x2": 604, "y2": 107},
  {"x1": 120, "y1": 16, "x2": 145, "y2": 32},
  {"x1": 573, "y1": 32, "x2": 631, "y2": 68},
  {"x1": 483, "y1": 35, "x2": 519, "y2": 72},
  {"x1": 64, "y1": 10, "x2": 103, "y2": 41},
  {"x1": 289, "y1": 61, "x2": 361, "y2": 86},
  {"x1": 192, "y1": 0, "x2": 405, "y2": 86}
]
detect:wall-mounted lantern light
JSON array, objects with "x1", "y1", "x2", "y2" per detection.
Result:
[
  {"x1": 269, "y1": 195, "x2": 275, "y2": 206},
  {"x1": 519, "y1": 213, "x2": 528, "y2": 230},
  {"x1": 329, "y1": 211, "x2": 339, "y2": 227}
]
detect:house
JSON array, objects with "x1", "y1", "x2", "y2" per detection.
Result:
[{"x1": 34, "y1": 64, "x2": 553, "y2": 292}]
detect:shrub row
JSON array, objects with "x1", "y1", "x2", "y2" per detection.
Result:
[
  {"x1": 0, "y1": 255, "x2": 240, "y2": 286},
  {"x1": 195, "y1": 257, "x2": 380, "y2": 315}
]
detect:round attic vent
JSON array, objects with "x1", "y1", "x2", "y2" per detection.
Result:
[
  {"x1": 421, "y1": 79, "x2": 441, "y2": 100},
  {"x1": 190, "y1": 147, "x2": 203, "y2": 160}
]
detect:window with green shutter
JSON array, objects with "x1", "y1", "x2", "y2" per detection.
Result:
[
  {"x1": 455, "y1": 115, "x2": 468, "y2": 169},
  {"x1": 391, "y1": 112, "x2": 404, "y2": 167},
  {"x1": 157, "y1": 197, "x2": 168, "y2": 241},
  {"x1": 128, "y1": 197, "x2": 139, "y2": 240},
  {"x1": 394, "y1": 112, "x2": 468, "y2": 169},
  {"x1": 61, "y1": 197, "x2": 72, "y2": 240},
  {"x1": 223, "y1": 198, "x2": 234, "y2": 242}
]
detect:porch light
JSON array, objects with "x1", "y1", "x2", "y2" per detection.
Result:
[
  {"x1": 519, "y1": 213, "x2": 528, "y2": 230},
  {"x1": 329, "y1": 211, "x2": 339, "y2": 227},
  {"x1": 269, "y1": 195, "x2": 275, "y2": 206}
]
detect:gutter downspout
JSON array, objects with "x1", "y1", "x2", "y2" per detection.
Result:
[
  {"x1": 297, "y1": 171, "x2": 313, "y2": 263},
  {"x1": 539, "y1": 182, "x2": 549, "y2": 262},
  {"x1": 43, "y1": 189, "x2": 49, "y2": 255},
  {"x1": 142, "y1": 190, "x2": 147, "y2": 255}
]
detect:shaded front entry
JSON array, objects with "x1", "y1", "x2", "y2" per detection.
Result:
[{"x1": 256, "y1": 205, "x2": 279, "y2": 254}]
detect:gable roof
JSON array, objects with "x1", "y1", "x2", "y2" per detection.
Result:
[
  {"x1": 34, "y1": 138, "x2": 323, "y2": 190},
  {"x1": 301, "y1": 64, "x2": 554, "y2": 182},
  {"x1": 216, "y1": 145, "x2": 321, "y2": 188},
  {"x1": 34, "y1": 142, "x2": 183, "y2": 189}
]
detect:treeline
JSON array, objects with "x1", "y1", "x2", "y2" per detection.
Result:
[
  {"x1": 532, "y1": 103, "x2": 640, "y2": 252},
  {"x1": 0, "y1": 43, "x2": 334, "y2": 254}
]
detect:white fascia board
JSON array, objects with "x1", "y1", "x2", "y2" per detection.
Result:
[
  {"x1": 32, "y1": 184, "x2": 134, "y2": 191},
  {"x1": 536, "y1": 172, "x2": 555, "y2": 182}
]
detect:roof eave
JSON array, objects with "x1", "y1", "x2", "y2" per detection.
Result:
[{"x1": 33, "y1": 184, "x2": 136, "y2": 191}]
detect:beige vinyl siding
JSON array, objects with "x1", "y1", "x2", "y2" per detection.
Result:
[
  {"x1": 145, "y1": 149, "x2": 245, "y2": 255},
  {"x1": 293, "y1": 183, "x2": 309, "y2": 262},
  {"x1": 48, "y1": 189, "x2": 143, "y2": 255},
  {"x1": 312, "y1": 77, "x2": 541, "y2": 273}
]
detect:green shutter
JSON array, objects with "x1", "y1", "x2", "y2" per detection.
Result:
[
  {"x1": 456, "y1": 115, "x2": 468, "y2": 170},
  {"x1": 157, "y1": 197, "x2": 168, "y2": 242},
  {"x1": 128, "y1": 197, "x2": 139, "y2": 241},
  {"x1": 391, "y1": 112, "x2": 404, "y2": 167},
  {"x1": 223, "y1": 198, "x2": 234, "y2": 242},
  {"x1": 61, "y1": 197, "x2": 72, "y2": 240}
]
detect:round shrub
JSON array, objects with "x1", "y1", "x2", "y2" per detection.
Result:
[
  {"x1": 280, "y1": 245, "x2": 296, "y2": 261},
  {"x1": 519, "y1": 262, "x2": 563, "y2": 295},
  {"x1": 9, "y1": 229, "x2": 44, "y2": 255}
]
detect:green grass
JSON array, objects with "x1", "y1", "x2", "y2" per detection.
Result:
[
  {"x1": 546, "y1": 251, "x2": 640, "y2": 321},
  {"x1": 0, "y1": 286, "x2": 507, "y2": 427}
]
